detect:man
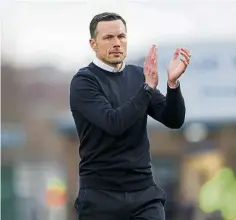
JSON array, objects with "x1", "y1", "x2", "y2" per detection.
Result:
[{"x1": 70, "y1": 12, "x2": 191, "y2": 220}]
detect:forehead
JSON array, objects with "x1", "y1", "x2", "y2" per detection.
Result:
[{"x1": 96, "y1": 20, "x2": 126, "y2": 36}]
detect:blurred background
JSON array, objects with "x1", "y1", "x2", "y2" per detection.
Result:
[{"x1": 1, "y1": 0, "x2": 236, "y2": 220}]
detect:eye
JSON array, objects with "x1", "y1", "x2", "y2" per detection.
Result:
[
  {"x1": 119, "y1": 35, "x2": 126, "y2": 39},
  {"x1": 105, "y1": 36, "x2": 112, "y2": 40}
]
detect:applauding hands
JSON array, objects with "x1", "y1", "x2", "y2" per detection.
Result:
[{"x1": 143, "y1": 45, "x2": 191, "y2": 88}]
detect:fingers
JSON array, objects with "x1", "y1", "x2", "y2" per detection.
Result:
[
  {"x1": 181, "y1": 48, "x2": 191, "y2": 57},
  {"x1": 151, "y1": 45, "x2": 156, "y2": 59},
  {"x1": 180, "y1": 57, "x2": 189, "y2": 67},
  {"x1": 144, "y1": 45, "x2": 155, "y2": 66},
  {"x1": 180, "y1": 48, "x2": 191, "y2": 65},
  {"x1": 144, "y1": 45, "x2": 157, "y2": 74},
  {"x1": 149, "y1": 45, "x2": 157, "y2": 68},
  {"x1": 148, "y1": 45, "x2": 156, "y2": 67},
  {"x1": 144, "y1": 45, "x2": 159, "y2": 78},
  {"x1": 152, "y1": 46, "x2": 157, "y2": 68},
  {"x1": 173, "y1": 47, "x2": 191, "y2": 62},
  {"x1": 144, "y1": 47, "x2": 152, "y2": 66}
]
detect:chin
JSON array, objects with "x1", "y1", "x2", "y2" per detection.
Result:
[
  {"x1": 109, "y1": 57, "x2": 125, "y2": 65},
  {"x1": 110, "y1": 61, "x2": 123, "y2": 65}
]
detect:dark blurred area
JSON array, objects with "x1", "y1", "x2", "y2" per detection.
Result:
[{"x1": 1, "y1": 1, "x2": 236, "y2": 220}]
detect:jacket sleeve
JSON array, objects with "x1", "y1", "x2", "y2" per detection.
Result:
[
  {"x1": 70, "y1": 73, "x2": 152, "y2": 136},
  {"x1": 147, "y1": 83, "x2": 186, "y2": 129}
]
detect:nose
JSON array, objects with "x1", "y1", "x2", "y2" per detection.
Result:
[{"x1": 113, "y1": 37, "x2": 121, "y2": 48}]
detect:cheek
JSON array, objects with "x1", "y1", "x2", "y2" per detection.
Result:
[
  {"x1": 121, "y1": 40, "x2": 127, "y2": 48},
  {"x1": 97, "y1": 43, "x2": 110, "y2": 55},
  {"x1": 122, "y1": 43, "x2": 127, "y2": 54}
]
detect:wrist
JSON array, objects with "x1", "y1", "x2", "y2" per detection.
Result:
[
  {"x1": 168, "y1": 80, "x2": 178, "y2": 88},
  {"x1": 145, "y1": 81, "x2": 156, "y2": 89},
  {"x1": 143, "y1": 83, "x2": 155, "y2": 95}
]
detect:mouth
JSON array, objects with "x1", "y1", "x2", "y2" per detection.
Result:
[{"x1": 110, "y1": 52, "x2": 122, "y2": 55}]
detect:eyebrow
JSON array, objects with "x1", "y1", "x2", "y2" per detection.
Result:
[{"x1": 103, "y1": 33, "x2": 126, "y2": 37}]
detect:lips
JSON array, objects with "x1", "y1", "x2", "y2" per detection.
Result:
[{"x1": 110, "y1": 51, "x2": 122, "y2": 54}]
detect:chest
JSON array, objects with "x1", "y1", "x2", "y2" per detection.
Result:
[{"x1": 99, "y1": 73, "x2": 143, "y2": 108}]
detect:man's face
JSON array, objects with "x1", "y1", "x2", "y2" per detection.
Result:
[{"x1": 90, "y1": 19, "x2": 127, "y2": 66}]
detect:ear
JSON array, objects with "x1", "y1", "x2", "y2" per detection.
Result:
[{"x1": 89, "y1": 39, "x2": 97, "y2": 52}]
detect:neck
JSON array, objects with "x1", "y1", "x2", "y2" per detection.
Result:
[{"x1": 113, "y1": 63, "x2": 123, "y2": 71}]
